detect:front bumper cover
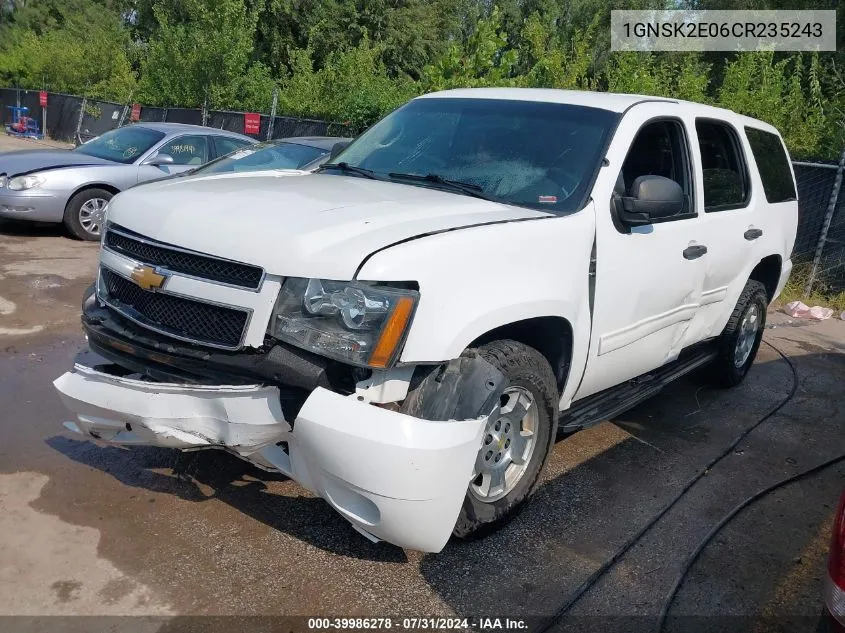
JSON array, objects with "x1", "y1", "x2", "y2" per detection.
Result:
[
  {"x1": 54, "y1": 354, "x2": 489, "y2": 553},
  {"x1": 0, "y1": 188, "x2": 64, "y2": 222}
]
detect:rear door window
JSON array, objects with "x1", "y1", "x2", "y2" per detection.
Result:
[
  {"x1": 213, "y1": 136, "x2": 253, "y2": 158},
  {"x1": 157, "y1": 135, "x2": 210, "y2": 165},
  {"x1": 744, "y1": 127, "x2": 797, "y2": 203},
  {"x1": 695, "y1": 120, "x2": 750, "y2": 211}
]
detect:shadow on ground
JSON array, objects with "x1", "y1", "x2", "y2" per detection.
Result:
[
  {"x1": 45, "y1": 435, "x2": 408, "y2": 563},
  {"x1": 43, "y1": 347, "x2": 845, "y2": 621},
  {"x1": 0, "y1": 219, "x2": 69, "y2": 239}
]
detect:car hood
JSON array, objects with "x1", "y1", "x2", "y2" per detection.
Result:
[
  {"x1": 107, "y1": 173, "x2": 549, "y2": 279},
  {"x1": 0, "y1": 149, "x2": 115, "y2": 176}
]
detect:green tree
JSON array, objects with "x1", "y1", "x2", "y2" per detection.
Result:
[
  {"x1": 719, "y1": 51, "x2": 827, "y2": 158},
  {"x1": 137, "y1": 0, "x2": 274, "y2": 110},
  {"x1": 278, "y1": 39, "x2": 416, "y2": 131},
  {"x1": 0, "y1": 0, "x2": 136, "y2": 100}
]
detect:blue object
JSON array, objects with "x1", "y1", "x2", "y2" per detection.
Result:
[{"x1": 5, "y1": 105, "x2": 43, "y2": 139}]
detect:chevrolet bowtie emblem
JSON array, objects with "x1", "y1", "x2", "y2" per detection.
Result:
[{"x1": 130, "y1": 265, "x2": 167, "y2": 291}]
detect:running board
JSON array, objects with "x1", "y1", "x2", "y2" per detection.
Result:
[{"x1": 559, "y1": 346, "x2": 718, "y2": 434}]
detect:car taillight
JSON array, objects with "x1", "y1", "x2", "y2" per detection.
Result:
[{"x1": 826, "y1": 491, "x2": 845, "y2": 629}]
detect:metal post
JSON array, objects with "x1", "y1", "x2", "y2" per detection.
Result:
[
  {"x1": 118, "y1": 104, "x2": 128, "y2": 127},
  {"x1": 266, "y1": 87, "x2": 278, "y2": 140},
  {"x1": 202, "y1": 91, "x2": 208, "y2": 127},
  {"x1": 805, "y1": 148, "x2": 845, "y2": 297},
  {"x1": 117, "y1": 91, "x2": 132, "y2": 128},
  {"x1": 162, "y1": 107, "x2": 168, "y2": 122},
  {"x1": 74, "y1": 96, "x2": 87, "y2": 145},
  {"x1": 15, "y1": 88, "x2": 20, "y2": 109}
]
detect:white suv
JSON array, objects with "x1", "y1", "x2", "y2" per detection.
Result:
[{"x1": 54, "y1": 88, "x2": 798, "y2": 552}]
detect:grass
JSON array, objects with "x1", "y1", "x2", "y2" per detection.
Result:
[{"x1": 775, "y1": 262, "x2": 845, "y2": 312}]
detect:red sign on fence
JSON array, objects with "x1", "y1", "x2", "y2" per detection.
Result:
[
  {"x1": 130, "y1": 103, "x2": 141, "y2": 121},
  {"x1": 39, "y1": 91, "x2": 47, "y2": 107},
  {"x1": 244, "y1": 112, "x2": 260, "y2": 135}
]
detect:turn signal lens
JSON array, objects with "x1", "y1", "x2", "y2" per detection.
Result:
[{"x1": 368, "y1": 296, "x2": 415, "y2": 368}]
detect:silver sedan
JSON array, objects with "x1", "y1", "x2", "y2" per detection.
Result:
[{"x1": 0, "y1": 123, "x2": 255, "y2": 240}]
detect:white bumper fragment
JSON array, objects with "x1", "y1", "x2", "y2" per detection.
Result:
[
  {"x1": 53, "y1": 361, "x2": 486, "y2": 553},
  {"x1": 53, "y1": 362, "x2": 290, "y2": 453}
]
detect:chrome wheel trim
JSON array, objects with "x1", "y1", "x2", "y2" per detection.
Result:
[
  {"x1": 469, "y1": 386, "x2": 538, "y2": 503},
  {"x1": 734, "y1": 303, "x2": 760, "y2": 368},
  {"x1": 78, "y1": 197, "x2": 109, "y2": 236}
]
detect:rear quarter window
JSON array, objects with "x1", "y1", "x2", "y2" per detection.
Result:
[{"x1": 744, "y1": 127, "x2": 797, "y2": 203}]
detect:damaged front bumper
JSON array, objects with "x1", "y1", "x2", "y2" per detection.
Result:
[{"x1": 53, "y1": 354, "x2": 488, "y2": 553}]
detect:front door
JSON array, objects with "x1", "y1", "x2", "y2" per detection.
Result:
[
  {"x1": 138, "y1": 134, "x2": 212, "y2": 182},
  {"x1": 575, "y1": 107, "x2": 707, "y2": 400}
]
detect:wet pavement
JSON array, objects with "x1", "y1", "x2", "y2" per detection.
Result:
[{"x1": 0, "y1": 215, "x2": 843, "y2": 631}]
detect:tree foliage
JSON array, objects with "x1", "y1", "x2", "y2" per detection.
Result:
[
  {"x1": 0, "y1": 0, "x2": 843, "y2": 157},
  {"x1": 136, "y1": 0, "x2": 273, "y2": 109}
]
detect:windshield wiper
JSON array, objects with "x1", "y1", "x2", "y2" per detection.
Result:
[
  {"x1": 388, "y1": 172, "x2": 499, "y2": 202},
  {"x1": 319, "y1": 162, "x2": 385, "y2": 180}
]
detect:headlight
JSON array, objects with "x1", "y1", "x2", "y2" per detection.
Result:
[
  {"x1": 8, "y1": 174, "x2": 45, "y2": 191},
  {"x1": 268, "y1": 278, "x2": 418, "y2": 368}
]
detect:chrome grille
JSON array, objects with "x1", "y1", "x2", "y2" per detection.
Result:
[
  {"x1": 104, "y1": 226, "x2": 264, "y2": 290},
  {"x1": 100, "y1": 268, "x2": 249, "y2": 349}
]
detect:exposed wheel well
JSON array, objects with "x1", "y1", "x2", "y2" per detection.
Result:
[
  {"x1": 67, "y1": 184, "x2": 120, "y2": 210},
  {"x1": 469, "y1": 316, "x2": 573, "y2": 394},
  {"x1": 749, "y1": 254, "x2": 782, "y2": 302}
]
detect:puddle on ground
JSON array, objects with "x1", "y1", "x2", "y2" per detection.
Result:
[{"x1": 0, "y1": 471, "x2": 173, "y2": 616}]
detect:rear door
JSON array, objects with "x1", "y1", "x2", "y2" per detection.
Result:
[
  {"x1": 688, "y1": 119, "x2": 766, "y2": 340},
  {"x1": 575, "y1": 105, "x2": 708, "y2": 400}
]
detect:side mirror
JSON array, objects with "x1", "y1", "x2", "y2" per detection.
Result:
[
  {"x1": 329, "y1": 141, "x2": 351, "y2": 162},
  {"x1": 143, "y1": 153, "x2": 175, "y2": 167},
  {"x1": 618, "y1": 175, "x2": 684, "y2": 226}
]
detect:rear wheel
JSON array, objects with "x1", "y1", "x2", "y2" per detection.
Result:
[
  {"x1": 452, "y1": 339, "x2": 559, "y2": 538},
  {"x1": 705, "y1": 279, "x2": 768, "y2": 387},
  {"x1": 63, "y1": 188, "x2": 113, "y2": 241}
]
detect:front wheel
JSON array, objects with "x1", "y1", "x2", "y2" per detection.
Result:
[
  {"x1": 452, "y1": 339, "x2": 559, "y2": 538},
  {"x1": 63, "y1": 188, "x2": 113, "y2": 241}
]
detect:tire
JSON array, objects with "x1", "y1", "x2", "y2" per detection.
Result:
[
  {"x1": 449, "y1": 339, "x2": 559, "y2": 539},
  {"x1": 705, "y1": 279, "x2": 768, "y2": 388},
  {"x1": 63, "y1": 188, "x2": 113, "y2": 241}
]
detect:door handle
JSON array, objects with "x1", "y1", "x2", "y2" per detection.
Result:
[
  {"x1": 744, "y1": 228, "x2": 763, "y2": 241},
  {"x1": 683, "y1": 244, "x2": 708, "y2": 260}
]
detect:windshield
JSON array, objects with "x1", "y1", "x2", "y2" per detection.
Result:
[
  {"x1": 195, "y1": 141, "x2": 328, "y2": 175},
  {"x1": 330, "y1": 98, "x2": 619, "y2": 212},
  {"x1": 73, "y1": 126, "x2": 166, "y2": 164}
]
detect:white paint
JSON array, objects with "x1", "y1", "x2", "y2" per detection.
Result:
[
  {"x1": 106, "y1": 172, "x2": 547, "y2": 281},
  {"x1": 0, "y1": 472, "x2": 173, "y2": 616},
  {"x1": 53, "y1": 360, "x2": 290, "y2": 454},
  {"x1": 54, "y1": 363, "x2": 487, "y2": 553},
  {"x1": 354, "y1": 365, "x2": 415, "y2": 403}
]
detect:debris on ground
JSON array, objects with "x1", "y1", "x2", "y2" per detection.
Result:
[{"x1": 783, "y1": 301, "x2": 834, "y2": 320}]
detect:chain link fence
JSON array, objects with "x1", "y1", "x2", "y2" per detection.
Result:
[
  {"x1": 0, "y1": 87, "x2": 348, "y2": 144},
  {"x1": 793, "y1": 151, "x2": 845, "y2": 297}
]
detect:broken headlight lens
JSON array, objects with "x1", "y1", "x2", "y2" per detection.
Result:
[{"x1": 268, "y1": 278, "x2": 419, "y2": 368}]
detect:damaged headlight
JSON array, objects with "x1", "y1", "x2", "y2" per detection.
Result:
[
  {"x1": 268, "y1": 278, "x2": 419, "y2": 368},
  {"x1": 8, "y1": 174, "x2": 45, "y2": 191}
]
